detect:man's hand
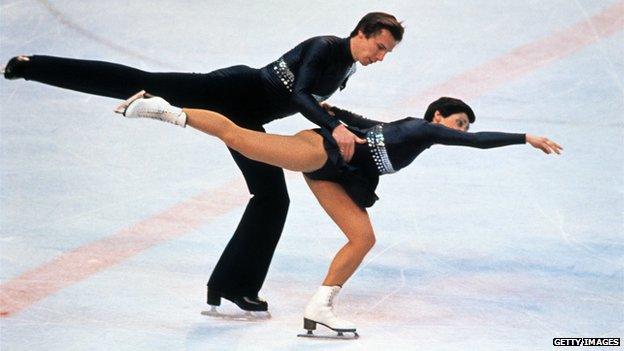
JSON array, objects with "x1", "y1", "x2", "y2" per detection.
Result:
[
  {"x1": 526, "y1": 134, "x2": 563, "y2": 154},
  {"x1": 332, "y1": 124, "x2": 366, "y2": 161}
]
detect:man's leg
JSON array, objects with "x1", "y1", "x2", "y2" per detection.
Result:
[
  {"x1": 7, "y1": 55, "x2": 246, "y2": 108},
  {"x1": 207, "y1": 139, "x2": 289, "y2": 308},
  {"x1": 9, "y1": 55, "x2": 285, "y2": 309}
]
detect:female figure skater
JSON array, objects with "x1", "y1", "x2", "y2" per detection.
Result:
[
  {"x1": 2, "y1": 12, "x2": 405, "y2": 313},
  {"x1": 113, "y1": 92, "x2": 561, "y2": 337}
]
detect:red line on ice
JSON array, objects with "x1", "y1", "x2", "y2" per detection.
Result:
[{"x1": 402, "y1": 1, "x2": 624, "y2": 109}]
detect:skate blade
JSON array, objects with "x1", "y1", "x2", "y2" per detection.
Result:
[
  {"x1": 201, "y1": 307, "x2": 271, "y2": 321},
  {"x1": 114, "y1": 90, "x2": 146, "y2": 115},
  {"x1": 298, "y1": 319, "x2": 359, "y2": 339},
  {"x1": 297, "y1": 330, "x2": 359, "y2": 340}
]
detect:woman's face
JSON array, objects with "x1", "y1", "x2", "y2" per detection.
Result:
[{"x1": 433, "y1": 111, "x2": 470, "y2": 132}]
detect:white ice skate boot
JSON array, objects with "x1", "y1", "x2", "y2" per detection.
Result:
[
  {"x1": 114, "y1": 90, "x2": 187, "y2": 127},
  {"x1": 298, "y1": 285, "x2": 359, "y2": 339}
]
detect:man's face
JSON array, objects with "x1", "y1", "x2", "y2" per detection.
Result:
[{"x1": 353, "y1": 29, "x2": 398, "y2": 66}]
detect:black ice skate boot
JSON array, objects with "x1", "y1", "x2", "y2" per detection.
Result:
[
  {"x1": 207, "y1": 289, "x2": 269, "y2": 312},
  {"x1": 2, "y1": 55, "x2": 30, "y2": 80}
]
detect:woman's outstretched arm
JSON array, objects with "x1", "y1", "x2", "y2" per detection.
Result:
[
  {"x1": 423, "y1": 123, "x2": 562, "y2": 154},
  {"x1": 183, "y1": 108, "x2": 329, "y2": 172}
]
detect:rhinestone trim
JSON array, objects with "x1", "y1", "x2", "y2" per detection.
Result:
[
  {"x1": 271, "y1": 57, "x2": 295, "y2": 92},
  {"x1": 366, "y1": 125, "x2": 395, "y2": 175}
]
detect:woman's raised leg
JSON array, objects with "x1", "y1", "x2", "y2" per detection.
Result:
[{"x1": 183, "y1": 108, "x2": 327, "y2": 173}]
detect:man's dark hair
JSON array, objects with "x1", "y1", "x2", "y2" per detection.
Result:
[
  {"x1": 350, "y1": 12, "x2": 404, "y2": 41},
  {"x1": 423, "y1": 97, "x2": 476, "y2": 123}
]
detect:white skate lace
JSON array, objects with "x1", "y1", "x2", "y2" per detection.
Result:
[
  {"x1": 133, "y1": 100, "x2": 179, "y2": 125},
  {"x1": 326, "y1": 288, "x2": 339, "y2": 310}
]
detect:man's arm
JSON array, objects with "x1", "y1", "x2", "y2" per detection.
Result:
[
  {"x1": 289, "y1": 39, "x2": 341, "y2": 130},
  {"x1": 289, "y1": 38, "x2": 364, "y2": 161}
]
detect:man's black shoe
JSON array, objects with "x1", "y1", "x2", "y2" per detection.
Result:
[
  {"x1": 3, "y1": 56, "x2": 30, "y2": 80},
  {"x1": 207, "y1": 289, "x2": 268, "y2": 312}
]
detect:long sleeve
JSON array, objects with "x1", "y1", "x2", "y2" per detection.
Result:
[
  {"x1": 289, "y1": 40, "x2": 341, "y2": 130},
  {"x1": 423, "y1": 123, "x2": 526, "y2": 148},
  {"x1": 330, "y1": 106, "x2": 383, "y2": 129}
]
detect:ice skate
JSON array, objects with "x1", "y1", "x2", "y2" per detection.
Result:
[
  {"x1": 2, "y1": 55, "x2": 30, "y2": 80},
  {"x1": 297, "y1": 285, "x2": 359, "y2": 339},
  {"x1": 114, "y1": 90, "x2": 187, "y2": 127},
  {"x1": 201, "y1": 289, "x2": 271, "y2": 320},
  {"x1": 201, "y1": 306, "x2": 271, "y2": 321}
]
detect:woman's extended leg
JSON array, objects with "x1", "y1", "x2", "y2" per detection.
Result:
[{"x1": 183, "y1": 108, "x2": 327, "y2": 173}]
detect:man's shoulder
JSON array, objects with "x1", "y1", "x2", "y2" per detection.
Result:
[{"x1": 300, "y1": 35, "x2": 343, "y2": 48}]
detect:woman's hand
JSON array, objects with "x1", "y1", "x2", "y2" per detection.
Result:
[{"x1": 526, "y1": 134, "x2": 563, "y2": 154}]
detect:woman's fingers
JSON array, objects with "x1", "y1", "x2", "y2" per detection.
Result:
[
  {"x1": 552, "y1": 141, "x2": 563, "y2": 150},
  {"x1": 541, "y1": 143, "x2": 551, "y2": 154},
  {"x1": 343, "y1": 142, "x2": 354, "y2": 161},
  {"x1": 543, "y1": 138, "x2": 562, "y2": 155},
  {"x1": 528, "y1": 135, "x2": 562, "y2": 155}
]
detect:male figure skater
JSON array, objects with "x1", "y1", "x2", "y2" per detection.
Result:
[{"x1": 3, "y1": 12, "x2": 404, "y2": 313}]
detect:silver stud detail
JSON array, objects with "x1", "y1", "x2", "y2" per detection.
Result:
[
  {"x1": 271, "y1": 57, "x2": 295, "y2": 93},
  {"x1": 366, "y1": 125, "x2": 395, "y2": 175}
]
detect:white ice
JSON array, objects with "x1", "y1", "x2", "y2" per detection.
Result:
[{"x1": 1, "y1": 1, "x2": 623, "y2": 350}]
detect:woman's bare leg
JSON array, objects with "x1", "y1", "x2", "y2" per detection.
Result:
[
  {"x1": 304, "y1": 177, "x2": 376, "y2": 286},
  {"x1": 183, "y1": 108, "x2": 326, "y2": 173}
]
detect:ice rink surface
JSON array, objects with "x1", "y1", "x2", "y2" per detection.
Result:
[{"x1": 1, "y1": 1, "x2": 623, "y2": 350}]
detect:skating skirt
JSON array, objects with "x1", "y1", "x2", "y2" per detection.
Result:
[{"x1": 304, "y1": 128, "x2": 380, "y2": 208}]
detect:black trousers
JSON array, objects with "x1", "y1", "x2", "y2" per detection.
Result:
[{"x1": 22, "y1": 55, "x2": 290, "y2": 296}]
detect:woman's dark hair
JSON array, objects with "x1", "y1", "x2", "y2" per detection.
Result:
[
  {"x1": 350, "y1": 12, "x2": 404, "y2": 41},
  {"x1": 423, "y1": 97, "x2": 476, "y2": 123}
]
